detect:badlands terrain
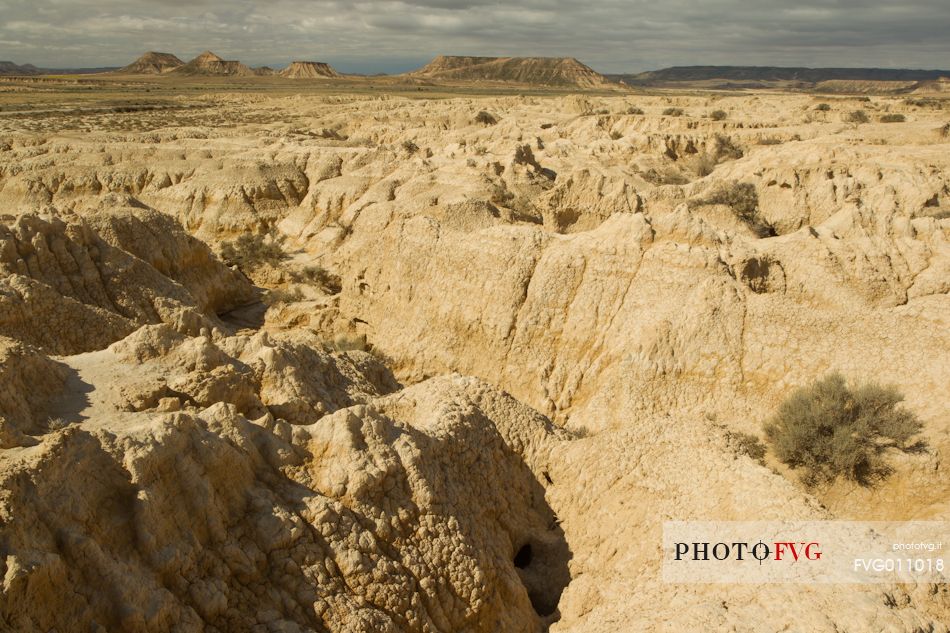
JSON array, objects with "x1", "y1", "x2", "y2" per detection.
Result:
[{"x1": 0, "y1": 71, "x2": 948, "y2": 632}]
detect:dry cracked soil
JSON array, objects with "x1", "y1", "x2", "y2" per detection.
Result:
[{"x1": 0, "y1": 78, "x2": 948, "y2": 632}]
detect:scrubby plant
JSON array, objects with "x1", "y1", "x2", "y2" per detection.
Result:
[
  {"x1": 940, "y1": 123, "x2": 950, "y2": 137},
  {"x1": 640, "y1": 166, "x2": 689, "y2": 186},
  {"x1": 663, "y1": 107, "x2": 684, "y2": 117},
  {"x1": 264, "y1": 287, "x2": 305, "y2": 305},
  {"x1": 709, "y1": 109, "x2": 728, "y2": 121},
  {"x1": 609, "y1": 130, "x2": 623, "y2": 140},
  {"x1": 757, "y1": 137, "x2": 783, "y2": 145},
  {"x1": 880, "y1": 113, "x2": 906, "y2": 123},
  {"x1": 764, "y1": 373, "x2": 923, "y2": 486},
  {"x1": 689, "y1": 134, "x2": 743, "y2": 177},
  {"x1": 704, "y1": 182, "x2": 759, "y2": 220},
  {"x1": 723, "y1": 429, "x2": 767, "y2": 464},
  {"x1": 474, "y1": 110, "x2": 498, "y2": 125},
  {"x1": 220, "y1": 233, "x2": 286, "y2": 270},
  {"x1": 814, "y1": 103, "x2": 832, "y2": 112},
  {"x1": 293, "y1": 265, "x2": 342, "y2": 294},
  {"x1": 626, "y1": 106, "x2": 645, "y2": 115},
  {"x1": 845, "y1": 110, "x2": 870, "y2": 124},
  {"x1": 401, "y1": 139, "x2": 419, "y2": 154}
]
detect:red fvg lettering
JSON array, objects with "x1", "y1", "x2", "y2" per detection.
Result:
[{"x1": 774, "y1": 542, "x2": 822, "y2": 561}]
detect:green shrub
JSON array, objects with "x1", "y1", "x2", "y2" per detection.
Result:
[
  {"x1": 663, "y1": 107, "x2": 685, "y2": 117},
  {"x1": 846, "y1": 110, "x2": 870, "y2": 124},
  {"x1": 475, "y1": 110, "x2": 498, "y2": 125},
  {"x1": 814, "y1": 103, "x2": 831, "y2": 112},
  {"x1": 220, "y1": 233, "x2": 286, "y2": 270},
  {"x1": 880, "y1": 113, "x2": 906, "y2": 123},
  {"x1": 764, "y1": 373, "x2": 923, "y2": 486},
  {"x1": 710, "y1": 109, "x2": 728, "y2": 121}
]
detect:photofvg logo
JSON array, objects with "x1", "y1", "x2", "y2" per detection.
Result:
[
  {"x1": 662, "y1": 521, "x2": 949, "y2": 584},
  {"x1": 674, "y1": 540, "x2": 822, "y2": 563}
]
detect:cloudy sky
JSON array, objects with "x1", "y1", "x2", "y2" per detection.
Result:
[{"x1": 2, "y1": 0, "x2": 949, "y2": 73}]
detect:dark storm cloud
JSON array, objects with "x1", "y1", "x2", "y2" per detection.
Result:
[{"x1": 1, "y1": 0, "x2": 948, "y2": 73}]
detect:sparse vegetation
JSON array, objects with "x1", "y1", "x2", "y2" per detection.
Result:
[
  {"x1": 474, "y1": 110, "x2": 498, "y2": 125},
  {"x1": 757, "y1": 137, "x2": 783, "y2": 145},
  {"x1": 401, "y1": 139, "x2": 419, "y2": 154},
  {"x1": 609, "y1": 130, "x2": 623, "y2": 140},
  {"x1": 880, "y1": 113, "x2": 906, "y2": 123},
  {"x1": 640, "y1": 166, "x2": 689, "y2": 186},
  {"x1": 220, "y1": 233, "x2": 286, "y2": 270},
  {"x1": 764, "y1": 373, "x2": 924, "y2": 486},
  {"x1": 709, "y1": 109, "x2": 728, "y2": 121},
  {"x1": 264, "y1": 287, "x2": 304, "y2": 304},
  {"x1": 845, "y1": 110, "x2": 869, "y2": 124},
  {"x1": 663, "y1": 107, "x2": 684, "y2": 117},
  {"x1": 625, "y1": 106, "x2": 644, "y2": 115},
  {"x1": 723, "y1": 429, "x2": 767, "y2": 464},
  {"x1": 292, "y1": 265, "x2": 342, "y2": 294},
  {"x1": 688, "y1": 134, "x2": 743, "y2": 177},
  {"x1": 815, "y1": 103, "x2": 831, "y2": 112},
  {"x1": 695, "y1": 181, "x2": 773, "y2": 236},
  {"x1": 939, "y1": 123, "x2": 950, "y2": 137}
]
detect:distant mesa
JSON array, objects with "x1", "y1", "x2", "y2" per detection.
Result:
[
  {"x1": 170, "y1": 51, "x2": 258, "y2": 77},
  {"x1": 280, "y1": 61, "x2": 341, "y2": 79},
  {"x1": 116, "y1": 52, "x2": 184, "y2": 75},
  {"x1": 407, "y1": 55, "x2": 616, "y2": 88}
]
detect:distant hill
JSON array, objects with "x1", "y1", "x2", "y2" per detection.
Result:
[
  {"x1": 408, "y1": 55, "x2": 616, "y2": 88},
  {"x1": 170, "y1": 51, "x2": 257, "y2": 77},
  {"x1": 280, "y1": 61, "x2": 340, "y2": 79},
  {"x1": 0, "y1": 61, "x2": 117, "y2": 76},
  {"x1": 611, "y1": 66, "x2": 950, "y2": 87},
  {"x1": 116, "y1": 52, "x2": 184, "y2": 75},
  {"x1": 0, "y1": 62, "x2": 41, "y2": 76}
]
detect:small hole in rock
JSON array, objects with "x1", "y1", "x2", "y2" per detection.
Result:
[{"x1": 514, "y1": 543, "x2": 533, "y2": 569}]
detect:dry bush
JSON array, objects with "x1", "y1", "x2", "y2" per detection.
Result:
[
  {"x1": 764, "y1": 373, "x2": 923, "y2": 486},
  {"x1": 814, "y1": 103, "x2": 831, "y2": 112},
  {"x1": 220, "y1": 233, "x2": 286, "y2": 270},
  {"x1": 293, "y1": 265, "x2": 342, "y2": 294},
  {"x1": 939, "y1": 123, "x2": 950, "y2": 137},
  {"x1": 723, "y1": 429, "x2": 767, "y2": 464},
  {"x1": 845, "y1": 110, "x2": 870, "y2": 124},
  {"x1": 474, "y1": 110, "x2": 498, "y2": 125},
  {"x1": 757, "y1": 137, "x2": 783, "y2": 145},
  {"x1": 640, "y1": 166, "x2": 689, "y2": 186},
  {"x1": 663, "y1": 107, "x2": 685, "y2": 117},
  {"x1": 689, "y1": 134, "x2": 742, "y2": 177},
  {"x1": 626, "y1": 106, "x2": 645, "y2": 115},
  {"x1": 264, "y1": 287, "x2": 304, "y2": 305},
  {"x1": 709, "y1": 109, "x2": 728, "y2": 121},
  {"x1": 691, "y1": 153, "x2": 718, "y2": 177},
  {"x1": 401, "y1": 139, "x2": 419, "y2": 154},
  {"x1": 697, "y1": 181, "x2": 773, "y2": 236},
  {"x1": 609, "y1": 130, "x2": 623, "y2": 140},
  {"x1": 880, "y1": 113, "x2": 906, "y2": 123}
]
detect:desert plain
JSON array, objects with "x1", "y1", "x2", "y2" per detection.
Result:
[{"x1": 0, "y1": 63, "x2": 948, "y2": 632}]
